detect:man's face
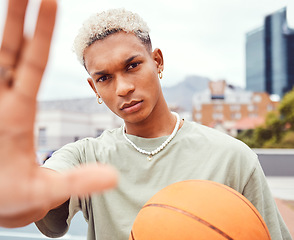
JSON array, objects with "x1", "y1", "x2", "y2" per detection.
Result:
[{"x1": 84, "y1": 32, "x2": 164, "y2": 124}]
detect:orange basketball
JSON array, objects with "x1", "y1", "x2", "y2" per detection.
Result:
[{"x1": 129, "y1": 180, "x2": 271, "y2": 240}]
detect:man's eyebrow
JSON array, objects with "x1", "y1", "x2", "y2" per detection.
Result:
[
  {"x1": 90, "y1": 55, "x2": 142, "y2": 75},
  {"x1": 91, "y1": 70, "x2": 107, "y2": 76},
  {"x1": 125, "y1": 55, "x2": 141, "y2": 65}
]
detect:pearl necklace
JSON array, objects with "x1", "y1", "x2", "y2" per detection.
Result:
[{"x1": 122, "y1": 112, "x2": 181, "y2": 161}]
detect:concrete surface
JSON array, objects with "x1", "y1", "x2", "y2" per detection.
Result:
[{"x1": 267, "y1": 177, "x2": 294, "y2": 238}]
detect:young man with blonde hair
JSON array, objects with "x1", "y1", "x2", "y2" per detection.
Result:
[{"x1": 0, "y1": 1, "x2": 291, "y2": 239}]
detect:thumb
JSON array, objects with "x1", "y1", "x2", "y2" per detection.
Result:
[
  {"x1": 44, "y1": 163, "x2": 119, "y2": 209},
  {"x1": 64, "y1": 163, "x2": 119, "y2": 196}
]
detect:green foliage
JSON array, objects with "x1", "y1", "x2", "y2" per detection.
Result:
[
  {"x1": 279, "y1": 131, "x2": 294, "y2": 148},
  {"x1": 279, "y1": 87, "x2": 294, "y2": 130},
  {"x1": 252, "y1": 127, "x2": 273, "y2": 148},
  {"x1": 237, "y1": 87, "x2": 294, "y2": 148},
  {"x1": 264, "y1": 112, "x2": 284, "y2": 142},
  {"x1": 236, "y1": 129, "x2": 255, "y2": 147}
]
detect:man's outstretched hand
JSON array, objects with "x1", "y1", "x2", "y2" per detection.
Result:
[{"x1": 0, "y1": 0, "x2": 118, "y2": 228}]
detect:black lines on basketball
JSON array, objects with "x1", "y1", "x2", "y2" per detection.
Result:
[
  {"x1": 143, "y1": 203, "x2": 234, "y2": 240},
  {"x1": 205, "y1": 181, "x2": 271, "y2": 240},
  {"x1": 130, "y1": 230, "x2": 135, "y2": 240}
]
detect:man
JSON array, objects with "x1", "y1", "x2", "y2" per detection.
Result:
[{"x1": 0, "y1": 1, "x2": 291, "y2": 240}]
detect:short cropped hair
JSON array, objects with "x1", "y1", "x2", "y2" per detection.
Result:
[{"x1": 73, "y1": 8, "x2": 152, "y2": 65}]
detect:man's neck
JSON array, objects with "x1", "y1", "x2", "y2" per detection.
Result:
[{"x1": 124, "y1": 106, "x2": 177, "y2": 138}]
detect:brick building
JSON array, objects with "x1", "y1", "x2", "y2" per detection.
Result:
[{"x1": 192, "y1": 80, "x2": 279, "y2": 136}]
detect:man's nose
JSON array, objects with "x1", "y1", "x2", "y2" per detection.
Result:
[{"x1": 115, "y1": 75, "x2": 135, "y2": 97}]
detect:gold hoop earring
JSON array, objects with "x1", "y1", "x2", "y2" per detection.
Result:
[
  {"x1": 97, "y1": 95, "x2": 103, "y2": 104},
  {"x1": 158, "y1": 69, "x2": 163, "y2": 79}
]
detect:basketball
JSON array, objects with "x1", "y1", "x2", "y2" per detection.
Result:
[{"x1": 129, "y1": 180, "x2": 271, "y2": 240}]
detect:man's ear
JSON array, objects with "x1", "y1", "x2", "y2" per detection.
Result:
[
  {"x1": 87, "y1": 78, "x2": 98, "y2": 94},
  {"x1": 152, "y1": 48, "x2": 164, "y2": 72}
]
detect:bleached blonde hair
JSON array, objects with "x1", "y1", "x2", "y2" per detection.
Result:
[{"x1": 73, "y1": 8, "x2": 151, "y2": 65}]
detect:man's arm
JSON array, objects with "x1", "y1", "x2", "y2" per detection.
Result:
[
  {"x1": 0, "y1": 0, "x2": 117, "y2": 228},
  {"x1": 0, "y1": 168, "x2": 69, "y2": 228},
  {"x1": 243, "y1": 162, "x2": 292, "y2": 239},
  {"x1": 35, "y1": 199, "x2": 71, "y2": 238}
]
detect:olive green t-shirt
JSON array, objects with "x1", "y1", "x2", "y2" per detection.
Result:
[{"x1": 36, "y1": 120, "x2": 292, "y2": 240}]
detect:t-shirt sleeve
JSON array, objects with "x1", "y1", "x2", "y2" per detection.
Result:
[
  {"x1": 35, "y1": 141, "x2": 86, "y2": 238},
  {"x1": 242, "y1": 160, "x2": 292, "y2": 240},
  {"x1": 41, "y1": 140, "x2": 85, "y2": 172},
  {"x1": 35, "y1": 197, "x2": 82, "y2": 238}
]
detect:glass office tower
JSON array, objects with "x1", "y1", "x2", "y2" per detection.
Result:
[
  {"x1": 246, "y1": 8, "x2": 294, "y2": 98},
  {"x1": 246, "y1": 27, "x2": 265, "y2": 92}
]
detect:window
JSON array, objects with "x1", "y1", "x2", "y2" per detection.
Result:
[
  {"x1": 212, "y1": 113, "x2": 223, "y2": 120},
  {"x1": 248, "y1": 105, "x2": 258, "y2": 111},
  {"x1": 236, "y1": 113, "x2": 241, "y2": 119},
  {"x1": 213, "y1": 104, "x2": 223, "y2": 111},
  {"x1": 194, "y1": 113, "x2": 202, "y2": 120},
  {"x1": 247, "y1": 105, "x2": 254, "y2": 111},
  {"x1": 253, "y1": 95, "x2": 262, "y2": 103},
  {"x1": 38, "y1": 127, "x2": 47, "y2": 147},
  {"x1": 231, "y1": 113, "x2": 242, "y2": 120},
  {"x1": 195, "y1": 104, "x2": 202, "y2": 111},
  {"x1": 230, "y1": 105, "x2": 240, "y2": 111}
]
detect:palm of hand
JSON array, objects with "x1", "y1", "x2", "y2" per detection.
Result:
[{"x1": 0, "y1": 0, "x2": 117, "y2": 227}]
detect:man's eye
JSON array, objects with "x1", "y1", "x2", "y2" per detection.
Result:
[
  {"x1": 97, "y1": 75, "x2": 110, "y2": 82},
  {"x1": 127, "y1": 62, "x2": 140, "y2": 70}
]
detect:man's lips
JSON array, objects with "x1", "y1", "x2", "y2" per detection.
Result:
[{"x1": 120, "y1": 100, "x2": 143, "y2": 112}]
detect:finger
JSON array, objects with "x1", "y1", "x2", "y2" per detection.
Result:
[
  {"x1": 15, "y1": 0, "x2": 57, "y2": 98},
  {"x1": 36, "y1": 164, "x2": 118, "y2": 212},
  {"x1": 0, "y1": 164, "x2": 118, "y2": 217},
  {"x1": 0, "y1": 0, "x2": 28, "y2": 67},
  {"x1": 61, "y1": 164, "x2": 119, "y2": 197}
]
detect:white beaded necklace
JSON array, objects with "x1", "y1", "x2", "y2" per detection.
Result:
[{"x1": 122, "y1": 112, "x2": 181, "y2": 161}]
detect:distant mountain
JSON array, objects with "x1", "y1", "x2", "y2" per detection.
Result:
[{"x1": 162, "y1": 75, "x2": 210, "y2": 111}]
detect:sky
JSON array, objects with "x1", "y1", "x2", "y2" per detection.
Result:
[{"x1": 0, "y1": 0, "x2": 293, "y2": 100}]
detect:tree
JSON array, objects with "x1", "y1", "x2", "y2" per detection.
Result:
[
  {"x1": 279, "y1": 87, "x2": 294, "y2": 130},
  {"x1": 237, "y1": 87, "x2": 294, "y2": 148}
]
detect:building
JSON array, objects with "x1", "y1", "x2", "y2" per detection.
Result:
[
  {"x1": 34, "y1": 97, "x2": 188, "y2": 163},
  {"x1": 34, "y1": 98, "x2": 122, "y2": 157},
  {"x1": 192, "y1": 80, "x2": 279, "y2": 136},
  {"x1": 246, "y1": 8, "x2": 294, "y2": 98},
  {"x1": 246, "y1": 27, "x2": 265, "y2": 93}
]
